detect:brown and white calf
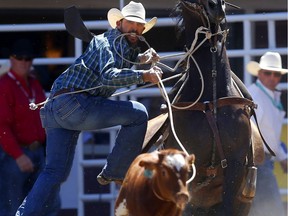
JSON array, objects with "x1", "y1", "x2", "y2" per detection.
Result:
[{"x1": 114, "y1": 148, "x2": 195, "y2": 216}]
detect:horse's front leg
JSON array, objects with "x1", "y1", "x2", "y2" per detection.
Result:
[{"x1": 222, "y1": 158, "x2": 248, "y2": 216}]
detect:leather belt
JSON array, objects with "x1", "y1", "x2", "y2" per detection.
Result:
[{"x1": 52, "y1": 88, "x2": 88, "y2": 98}]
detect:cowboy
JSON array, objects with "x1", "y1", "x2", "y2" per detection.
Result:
[
  {"x1": 247, "y1": 52, "x2": 287, "y2": 216},
  {"x1": 16, "y1": 2, "x2": 163, "y2": 215}
]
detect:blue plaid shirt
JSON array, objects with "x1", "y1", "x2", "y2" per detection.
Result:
[{"x1": 51, "y1": 28, "x2": 144, "y2": 97}]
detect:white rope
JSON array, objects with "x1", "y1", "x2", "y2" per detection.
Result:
[
  {"x1": 29, "y1": 72, "x2": 184, "y2": 110},
  {"x1": 111, "y1": 73, "x2": 183, "y2": 97},
  {"x1": 29, "y1": 85, "x2": 103, "y2": 110},
  {"x1": 170, "y1": 27, "x2": 227, "y2": 110},
  {"x1": 152, "y1": 26, "x2": 228, "y2": 183},
  {"x1": 30, "y1": 28, "x2": 227, "y2": 184},
  {"x1": 113, "y1": 33, "x2": 154, "y2": 65},
  {"x1": 153, "y1": 27, "x2": 210, "y2": 109},
  {"x1": 112, "y1": 26, "x2": 227, "y2": 183},
  {"x1": 155, "y1": 72, "x2": 196, "y2": 184},
  {"x1": 155, "y1": 27, "x2": 210, "y2": 72}
]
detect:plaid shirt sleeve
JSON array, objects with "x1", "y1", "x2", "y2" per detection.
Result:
[{"x1": 51, "y1": 29, "x2": 145, "y2": 97}]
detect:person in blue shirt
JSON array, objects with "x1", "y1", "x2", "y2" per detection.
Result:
[
  {"x1": 247, "y1": 52, "x2": 287, "y2": 216},
  {"x1": 16, "y1": 2, "x2": 163, "y2": 215}
]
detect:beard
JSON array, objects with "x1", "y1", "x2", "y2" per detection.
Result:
[
  {"x1": 118, "y1": 24, "x2": 139, "y2": 47},
  {"x1": 125, "y1": 33, "x2": 139, "y2": 47}
]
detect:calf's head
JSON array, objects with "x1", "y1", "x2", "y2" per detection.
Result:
[{"x1": 139, "y1": 149, "x2": 195, "y2": 209}]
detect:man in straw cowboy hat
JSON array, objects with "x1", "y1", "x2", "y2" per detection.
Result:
[
  {"x1": 247, "y1": 52, "x2": 287, "y2": 216},
  {"x1": 16, "y1": 2, "x2": 162, "y2": 215}
]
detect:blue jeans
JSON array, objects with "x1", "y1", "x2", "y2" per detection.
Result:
[
  {"x1": 0, "y1": 146, "x2": 53, "y2": 216},
  {"x1": 16, "y1": 93, "x2": 148, "y2": 215}
]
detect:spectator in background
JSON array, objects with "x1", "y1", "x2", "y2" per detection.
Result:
[
  {"x1": 246, "y1": 51, "x2": 287, "y2": 216},
  {"x1": 0, "y1": 39, "x2": 60, "y2": 216}
]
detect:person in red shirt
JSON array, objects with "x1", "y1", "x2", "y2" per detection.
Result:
[{"x1": 0, "y1": 39, "x2": 60, "y2": 216}]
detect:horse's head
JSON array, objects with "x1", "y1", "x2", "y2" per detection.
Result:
[
  {"x1": 200, "y1": 0, "x2": 226, "y2": 23},
  {"x1": 171, "y1": 0, "x2": 228, "y2": 47},
  {"x1": 180, "y1": 0, "x2": 226, "y2": 27}
]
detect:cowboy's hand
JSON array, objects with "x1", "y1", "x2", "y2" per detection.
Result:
[
  {"x1": 138, "y1": 48, "x2": 160, "y2": 64},
  {"x1": 142, "y1": 66, "x2": 163, "y2": 84},
  {"x1": 16, "y1": 154, "x2": 34, "y2": 173}
]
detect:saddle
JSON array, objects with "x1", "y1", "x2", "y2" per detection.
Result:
[{"x1": 142, "y1": 113, "x2": 169, "y2": 153}]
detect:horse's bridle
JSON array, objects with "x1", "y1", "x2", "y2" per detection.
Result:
[
  {"x1": 180, "y1": 0, "x2": 211, "y2": 29},
  {"x1": 169, "y1": 1, "x2": 246, "y2": 172}
]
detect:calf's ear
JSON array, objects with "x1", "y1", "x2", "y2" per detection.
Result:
[
  {"x1": 139, "y1": 152, "x2": 160, "y2": 169},
  {"x1": 139, "y1": 159, "x2": 154, "y2": 170}
]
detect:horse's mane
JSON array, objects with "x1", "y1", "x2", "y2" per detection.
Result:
[{"x1": 170, "y1": 2, "x2": 185, "y2": 40}]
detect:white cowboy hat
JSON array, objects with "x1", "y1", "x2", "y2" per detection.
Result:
[
  {"x1": 107, "y1": 1, "x2": 157, "y2": 34},
  {"x1": 246, "y1": 51, "x2": 288, "y2": 76},
  {"x1": 0, "y1": 60, "x2": 10, "y2": 76}
]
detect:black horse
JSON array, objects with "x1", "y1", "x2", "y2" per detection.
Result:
[{"x1": 159, "y1": 0, "x2": 260, "y2": 215}]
